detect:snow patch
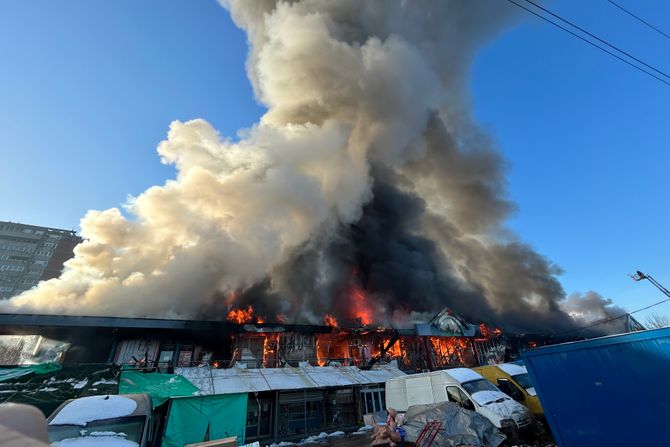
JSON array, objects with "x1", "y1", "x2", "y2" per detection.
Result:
[
  {"x1": 444, "y1": 368, "x2": 483, "y2": 383},
  {"x1": 92, "y1": 379, "x2": 118, "y2": 386},
  {"x1": 72, "y1": 379, "x2": 88, "y2": 389},
  {"x1": 49, "y1": 395, "x2": 137, "y2": 426},
  {"x1": 52, "y1": 436, "x2": 138, "y2": 446},
  {"x1": 497, "y1": 363, "x2": 527, "y2": 376}
]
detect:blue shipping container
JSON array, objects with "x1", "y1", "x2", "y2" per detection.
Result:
[{"x1": 523, "y1": 327, "x2": 670, "y2": 447}]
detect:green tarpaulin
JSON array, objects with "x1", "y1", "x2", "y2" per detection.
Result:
[
  {"x1": 162, "y1": 394, "x2": 248, "y2": 447},
  {"x1": 119, "y1": 371, "x2": 200, "y2": 408},
  {"x1": 0, "y1": 362, "x2": 61, "y2": 382}
]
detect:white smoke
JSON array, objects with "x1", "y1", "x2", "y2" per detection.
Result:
[{"x1": 4, "y1": 1, "x2": 606, "y2": 330}]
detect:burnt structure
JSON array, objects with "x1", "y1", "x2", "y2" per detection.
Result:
[{"x1": 0, "y1": 311, "x2": 505, "y2": 370}]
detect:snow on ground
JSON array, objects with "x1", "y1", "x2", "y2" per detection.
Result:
[
  {"x1": 49, "y1": 395, "x2": 137, "y2": 426},
  {"x1": 267, "y1": 430, "x2": 350, "y2": 447}
]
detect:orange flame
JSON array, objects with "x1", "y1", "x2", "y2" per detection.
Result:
[
  {"x1": 324, "y1": 314, "x2": 339, "y2": 327},
  {"x1": 351, "y1": 285, "x2": 372, "y2": 325},
  {"x1": 316, "y1": 333, "x2": 350, "y2": 366},
  {"x1": 227, "y1": 305, "x2": 254, "y2": 324},
  {"x1": 429, "y1": 337, "x2": 472, "y2": 367},
  {"x1": 262, "y1": 333, "x2": 279, "y2": 367},
  {"x1": 378, "y1": 338, "x2": 402, "y2": 358},
  {"x1": 257, "y1": 316, "x2": 266, "y2": 324},
  {"x1": 475, "y1": 324, "x2": 503, "y2": 342}
]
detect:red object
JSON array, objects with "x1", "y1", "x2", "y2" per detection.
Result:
[{"x1": 415, "y1": 420, "x2": 442, "y2": 447}]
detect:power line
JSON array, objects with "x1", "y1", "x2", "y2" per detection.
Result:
[
  {"x1": 555, "y1": 295, "x2": 670, "y2": 336},
  {"x1": 503, "y1": 0, "x2": 670, "y2": 87},
  {"x1": 522, "y1": 0, "x2": 670, "y2": 81},
  {"x1": 606, "y1": 0, "x2": 670, "y2": 41}
]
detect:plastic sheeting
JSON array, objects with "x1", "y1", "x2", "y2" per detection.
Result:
[
  {"x1": 162, "y1": 394, "x2": 247, "y2": 447},
  {"x1": 0, "y1": 335, "x2": 70, "y2": 366},
  {"x1": 119, "y1": 371, "x2": 200, "y2": 408},
  {"x1": 0, "y1": 362, "x2": 62, "y2": 382},
  {"x1": 402, "y1": 402, "x2": 506, "y2": 447}
]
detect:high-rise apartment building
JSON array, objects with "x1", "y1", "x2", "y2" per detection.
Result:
[{"x1": 0, "y1": 221, "x2": 83, "y2": 299}]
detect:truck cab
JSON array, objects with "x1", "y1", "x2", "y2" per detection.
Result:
[
  {"x1": 473, "y1": 363, "x2": 543, "y2": 417},
  {"x1": 385, "y1": 368, "x2": 532, "y2": 434}
]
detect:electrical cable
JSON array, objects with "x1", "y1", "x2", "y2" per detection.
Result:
[
  {"x1": 503, "y1": 0, "x2": 670, "y2": 86},
  {"x1": 554, "y1": 295, "x2": 670, "y2": 336},
  {"x1": 522, "y1": 0, "x2": 670, "y2": 80},
  {"x1": 606, "y1": 0, "x2": 670, "y2": 41}
]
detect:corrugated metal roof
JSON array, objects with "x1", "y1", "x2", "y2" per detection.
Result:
[
  {"x1": 523, "y1": 327, "x2": 670, "y2": 447},
  {"x1": 177, "y1": 363, "x2": 405, "y2": 396}
]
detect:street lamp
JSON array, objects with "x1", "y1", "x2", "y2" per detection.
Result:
[{"x1": 631, "y1": 271, "x2": 670, "y2": 299}]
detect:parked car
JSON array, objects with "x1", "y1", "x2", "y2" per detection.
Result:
[
  {"x1": 47, "y1": 394, "x2": 156, "y2": 446},
  {"x1": 385, "y1": 368, "x2": 532, "y2": 436},
  {"x1": 472, "y1": 363, "x2": 543, "y2": 417}
]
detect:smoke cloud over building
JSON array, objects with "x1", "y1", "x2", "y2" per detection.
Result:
[{"x1": 2, "y1": 0, "x2": 621, "y2": 332}]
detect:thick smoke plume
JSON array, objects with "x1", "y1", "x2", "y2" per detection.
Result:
[{"x1": 3, "y1": 0, "x2": 611, "y2": 332}]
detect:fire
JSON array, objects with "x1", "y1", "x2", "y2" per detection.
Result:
[
  {"x1": 257, "y1": 316, "x2": 266, "y2": 324},
  {"x1": 262, "y1": 333, "x2": 279, "y2": 367},
  {"x1": 475, "y1": 324, "x2": 503, "y2": 342},
  {"x1": 315, "y1": 333, "x2": 350, "y2": 366},
  {"x1": 429, "y1": 337, "x2": 472, "y2": 367},
  {"x1": 350, "y1": 285, "x2": 372, "y2": 325},
  {"x1": 385, "y1": 339, "x2": 402, "y2": 357},
  {"x1": 276, "y1": 314, "x2": 288, "y2": 324},
  {"x1": 324, "y1": 314, "x2": 339, "y2": 327},
  {"x1": 227, "y1": 305, "x2": 254, "y2": 324}
]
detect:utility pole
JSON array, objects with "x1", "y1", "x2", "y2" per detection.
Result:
[{"x1": 632, "y1": 271, "x2": 670, "y2": 299}]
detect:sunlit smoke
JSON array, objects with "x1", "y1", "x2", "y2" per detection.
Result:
[{"x1": 1, "y1": 0, "x2": 616, "y2": 332}]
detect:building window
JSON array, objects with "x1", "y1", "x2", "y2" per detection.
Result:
[
  {"x1": 360, "y1": 387, "x2": 386, "y2": 414},
  {"x1": 325, "y1": 388, "x2": 356, "y2": 428},
  {"x1": 0, "y1": 287, "x2": 13, "y2": 292},
  {"x1": 0, "y1": 265, "x2": 25, "y2": 272},
  {"x1": 278, "y1": 391, "x2": 324, "y2": 436}
]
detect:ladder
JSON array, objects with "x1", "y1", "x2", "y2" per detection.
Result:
[{"x1": 415, "y1": 420, "x2": 442, "y2": 447}]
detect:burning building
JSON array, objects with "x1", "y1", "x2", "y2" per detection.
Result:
[
  {"x1": 0, "y1": 306, "x2": 505, "y2": 371},
  {"x1": 0, "y1": 0, "x2": 628, "y2": 339}
]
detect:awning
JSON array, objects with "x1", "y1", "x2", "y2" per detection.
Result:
[
  {"x1": 177, "y1": 363, "x2": 406, "y2": 396},
  {"x1": 119, "y1": 371, "x2": 200, "y2": 408}
]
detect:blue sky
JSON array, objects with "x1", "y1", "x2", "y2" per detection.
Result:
[{"x1": 1, "y1": 1, "x2": 668, "y2": 319}]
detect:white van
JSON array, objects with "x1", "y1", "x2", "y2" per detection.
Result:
[
  {"x1": 47, "y1": 394, "x2": 156, "y2": 446},
  {"x1": 385, "y1": 368, "x2": 532, "y2": 432}
]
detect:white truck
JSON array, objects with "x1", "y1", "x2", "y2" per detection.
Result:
[{"x1": 385, "y1": 368, "x2": 532, "y2": 433}]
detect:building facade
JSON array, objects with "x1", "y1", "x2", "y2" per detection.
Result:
[{"x1": 0, "y1": 221, "x2": 82, "y2": 299}]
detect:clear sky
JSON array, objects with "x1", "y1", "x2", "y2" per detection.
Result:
[{"x1": 1, "y1": 1, "x2": 668, "y2": 320}]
